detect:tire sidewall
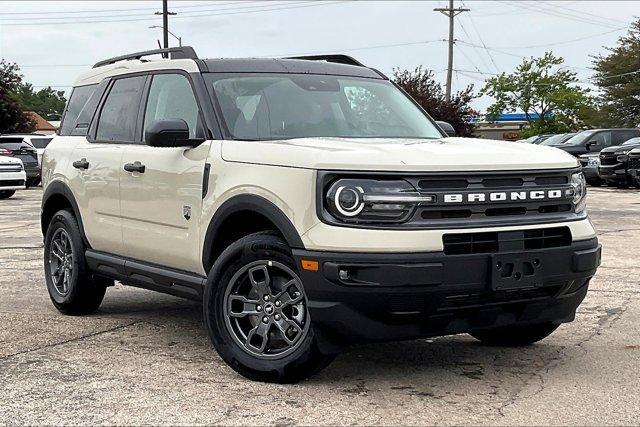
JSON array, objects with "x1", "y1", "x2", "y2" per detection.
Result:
[
  {"x1": 44, "y1": 210, "x2": 87, "y2": 306},
  {"x1": 204, "y1": 234, "x2": 321, "y2": 380}
]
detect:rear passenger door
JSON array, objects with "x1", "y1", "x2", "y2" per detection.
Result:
[
  {"x1": 71, "y1": 75, "x2": 147, "y2": 256},
  {"x1": 120, "y1": 72, "x2": 210, "y2": 273}
]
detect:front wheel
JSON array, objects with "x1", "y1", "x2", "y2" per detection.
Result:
[
  {"x1": 204, "y1": 232, "x2": 334, "y2": 383},
  {"x1": 44, "y1": 209, "x2": 111, "y2": 315},
  {"x1": 0, "y1": 190, "x2": 16, "y2": 199},
  {"x1": 470, "y1": 322, "x2": 560, "y2": 346}
]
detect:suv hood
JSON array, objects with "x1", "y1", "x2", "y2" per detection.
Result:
[
  {"x1": 601, "y1": 143, "x2": 640, "y2": 155},
  {"x1": 221, "y1": 137, "x2": 579, "y2": 171}
]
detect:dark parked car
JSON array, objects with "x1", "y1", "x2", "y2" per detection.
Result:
[
  {"x1": 628, "y1": 148, "x2": 640, "y2": 188},
  {"x1": 578, "y1": 153, "x2": 602, "y2": 186},
  {"x1": 597, "y1": 137, "x2": 640, "y2": 187},
  {"x1": 0, "y1": 138, "x2": 39, "y2": 187},
  {"x1": 555, "y1": 128, "x2": 640, "y2": 157}
]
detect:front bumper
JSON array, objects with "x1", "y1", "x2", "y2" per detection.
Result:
[
  {"x1": 598, "y1": 164, "x2": 625, "y2": 182},
  {"x1": 581, "y1": 164, "x2": 599, "y2": 180},
  {"x1": 293, "y1": 238, "x2": 600, "y2": 351},
  {"x1": 0, "y1": 171, "x2": 27, "y2": 191}
]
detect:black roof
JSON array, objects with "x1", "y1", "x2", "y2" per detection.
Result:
[{"x1": 201, "y1": 58, "x2": 387, "y2": 80}]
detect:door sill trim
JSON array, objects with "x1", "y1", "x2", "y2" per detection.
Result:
[{"x1": 85, "y1": 250, "x2": 205, "y2": 301}]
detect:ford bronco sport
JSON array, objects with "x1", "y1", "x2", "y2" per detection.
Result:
[{"x1": 41, "y1": 47, "x2": 601, "y2": 383}]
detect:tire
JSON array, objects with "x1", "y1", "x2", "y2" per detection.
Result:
[
  {"x1": 27, "y1": 177, "x2": 41, "y2": 187},
  {"x1": 470, "y1": 322, "x2": 560, "y2": 347},
  {"x1": 586, "y1": 178, "x2": 601, "y2": 187},
  {"x1": 0, "y1": 190, "x2": 16, "y2": 199},
  {"x1": 204, "y1": 231, "x2": 334, "y2": 383},
  {"x1": 44, "y1": 209, "x2": 111, "y2": 315}
]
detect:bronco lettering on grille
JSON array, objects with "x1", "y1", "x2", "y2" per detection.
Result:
[{"x1": 443, "y1": 190, "x2": 563, "y2": 203}]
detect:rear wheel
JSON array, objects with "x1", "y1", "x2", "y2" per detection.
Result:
[
  {"x1": 470, "y1": 322, "x2": 560, "y2": 346},
  {"x1": 44, "y1": 209, "x2": 111, "y2": 315},
  {"x1": 0, "y1": 190, "x2": 16, "y2": 199},
  {"x1": 204, "y1": 232, "x2": 334, "y2": 383}
]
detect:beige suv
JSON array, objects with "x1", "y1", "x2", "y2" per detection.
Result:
[{"x1": 41, "y1": 47, "x2": 601, "y2": 383}]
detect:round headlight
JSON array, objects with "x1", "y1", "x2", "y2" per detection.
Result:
[{"x1": 334, "y1": 185, "x2": 365, "y2": 217}]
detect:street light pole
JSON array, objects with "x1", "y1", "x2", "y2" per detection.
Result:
[
  {"x1": 149, "y1": 26, "x2": 182, "y2": 47},
  {"x1": 162, "y1": 0, "x2": 169, "y2": 50}
]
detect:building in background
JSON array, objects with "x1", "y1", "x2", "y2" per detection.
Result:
[
  {"x1": 469, "y1": 113, "x2": 549, "y2": 141},
  {"x1": 25, "y1": 112, "x2": 57, "y2": 135}
]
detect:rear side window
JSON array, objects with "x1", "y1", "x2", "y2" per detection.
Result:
[
  {"x1": 96, "y1": 76, "x2": 146, "y2": 142},
  {"x1": 59, "y1": 85, "x2": 97, "y2": 136}
]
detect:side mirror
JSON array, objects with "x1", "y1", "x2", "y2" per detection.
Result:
[
  {"x1": 145, "y1": 119, "x2": 192, "y2": 147},
  {"x1": 435, "y1": 121, "x2": 456, "y2": 137}
]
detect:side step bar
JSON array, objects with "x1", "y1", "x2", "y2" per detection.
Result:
[{"x1": 85, "y1": 250, "x2": 205, "y2": 301}]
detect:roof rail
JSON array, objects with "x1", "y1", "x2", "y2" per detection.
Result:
[
  {"x1": 93, "y1": 46, "x2": 198, "y2": 68},
  {"x1": 284, "y1": 54, "x2": 365, "y2": 67}
]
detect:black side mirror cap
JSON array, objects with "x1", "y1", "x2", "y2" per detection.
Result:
[
  {"x1": 435, "y1": 121, "x2": 456, "y2": 137},
  {"x1": 145, "y1": 119, "x2": 194, "y2": 147}
]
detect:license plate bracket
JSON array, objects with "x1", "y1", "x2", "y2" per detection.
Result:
[{"x1": 491, "y1": 253, "x2": 544, "y2": 291}]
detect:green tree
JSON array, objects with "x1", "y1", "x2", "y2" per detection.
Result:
[
  {"x1": 14, "y1": 83, "x2": 67, "y2": 121},
  {"x1": 481, "y1": 52, "x2": 591, "y2": 136},
  {"x1": 592, "y1": 19, "x2": 640, "y2": 127},
  {"x1": 0, "y1": 59, "x2": 36, "y2": 134},
  {"x1": 394, "y1": 67, "x2": 477, "y2": 137}
]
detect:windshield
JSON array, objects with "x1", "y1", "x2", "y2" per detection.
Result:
[
  {"x1": 539, "y1": 134, "x2": 565, "y2": 145},
  {"x1": 564, "y1": 130, "x2": 594, "y2": 146},
  {"x1": 622, "y1": 137, "x2": 640, "y2": 146},
  {"x1": 206, "y1": 73, "x2": 443, "y2": 141}
]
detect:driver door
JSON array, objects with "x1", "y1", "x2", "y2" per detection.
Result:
[{"x1": 120, "y1": 72, "x2": 210, "y2": 273}]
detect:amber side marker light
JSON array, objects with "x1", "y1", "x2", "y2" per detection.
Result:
[{"x1": 301, "y1": 259, "x2": 319, "y2": 272}]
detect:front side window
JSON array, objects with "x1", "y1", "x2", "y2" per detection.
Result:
[
  {"x1": 96, "y1": 76, "x2": 146, "y2": 142},
  {"x1": 59, "y1": 84, "x2": 97, "y2": 136},
  {"x1": 206, "y1": 73, "x2": 442, "y2": 141},
  {"x1": 143, "y1": 74, "x2": 202, "y2": 140}
]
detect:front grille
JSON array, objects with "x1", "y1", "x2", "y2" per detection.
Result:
[
  {"x1": 443, "y1": 226, "x2": 571, "y2": 255},
  {"x1": 0, "y1": 179, "x2": 25, "y2": 188},
  {"x1": 0, "y1": 166, "x2": 22, "y2": 173},
  {"x1": 404, "y1": 170, "x2": 578, "y2": 227},
  {"x1": 629, "y1": 157, "x2": 640, "y2": 169},
  {"x1": 599, "y1": 154, "x2": 618, "y2": 166}
]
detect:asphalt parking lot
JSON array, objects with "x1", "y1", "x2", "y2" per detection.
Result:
[{"x1": 0, "y1": 187, "x2": 638, "y2": 425}]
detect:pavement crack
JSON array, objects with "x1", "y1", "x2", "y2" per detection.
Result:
[{"x1": 0, "y1": 320, "x2": 141, "y2": 362}]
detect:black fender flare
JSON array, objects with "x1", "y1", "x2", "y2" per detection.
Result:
[
  {"x1": 41, "y1": 181, "x2": 90, "y2": 247},
  {"x1": 201, "y1": 194, "x2": 305, "y2": 272}
]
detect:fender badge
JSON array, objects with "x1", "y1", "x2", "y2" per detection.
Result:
[{"x1": 183, "y1": 205, "x2": 192, "y2": 221}]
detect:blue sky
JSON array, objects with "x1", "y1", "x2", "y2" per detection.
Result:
[{"x1": 0, "y1": 1, "x2": 636, "y2": 112}]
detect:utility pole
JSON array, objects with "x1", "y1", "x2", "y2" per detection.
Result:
[
  {"x1": 155, "y1": 0, "x2": 177, "y2": 56},
  {"x1": 434, "y1": 0, "x2": 469, "y2": 102}
]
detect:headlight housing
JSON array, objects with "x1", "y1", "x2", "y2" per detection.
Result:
[
  {"x1": 324, "y1": 178, "x2": 432, "y2": 224},
  {"x1": 570, "y1": 172, "x2": 587, "y2": 214}
]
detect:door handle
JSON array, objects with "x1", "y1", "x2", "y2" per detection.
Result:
[
  {"x1": 72, "y1": 158, "x2": 89, "y2": 170},
  {"x1": 124, "y1": 161, "x2": 146, "y2": 174}
]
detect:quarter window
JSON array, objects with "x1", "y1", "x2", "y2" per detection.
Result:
[
  {"x1": 96, "y1": 76, "x2": 146, "y2": 142},
  {"x1": 143, "y1": 74, "x2": 202, "y2": 140},
  {"x1": 59, "y1": 84, "x2": 97, "y2": 136}
]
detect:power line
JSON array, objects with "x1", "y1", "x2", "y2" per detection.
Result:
[
  {"x1": 502, "y1": 1, "x2": 628, "y2": 30},
  {"x1": 0, "y1": 1, "x2": 315, "y2": 21},
  {"x1": 537, "y1": 1, "x2": 630, "y2": 26},
  {"x1": 0, "y1": 1, "x2": 350, "y2": 26},
  {"x1": 461, "y1": 0, "x2": 500, "y2": 74},
  {"x1": 0, "y1": 1, "x2": 261, "y2": 15}
]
